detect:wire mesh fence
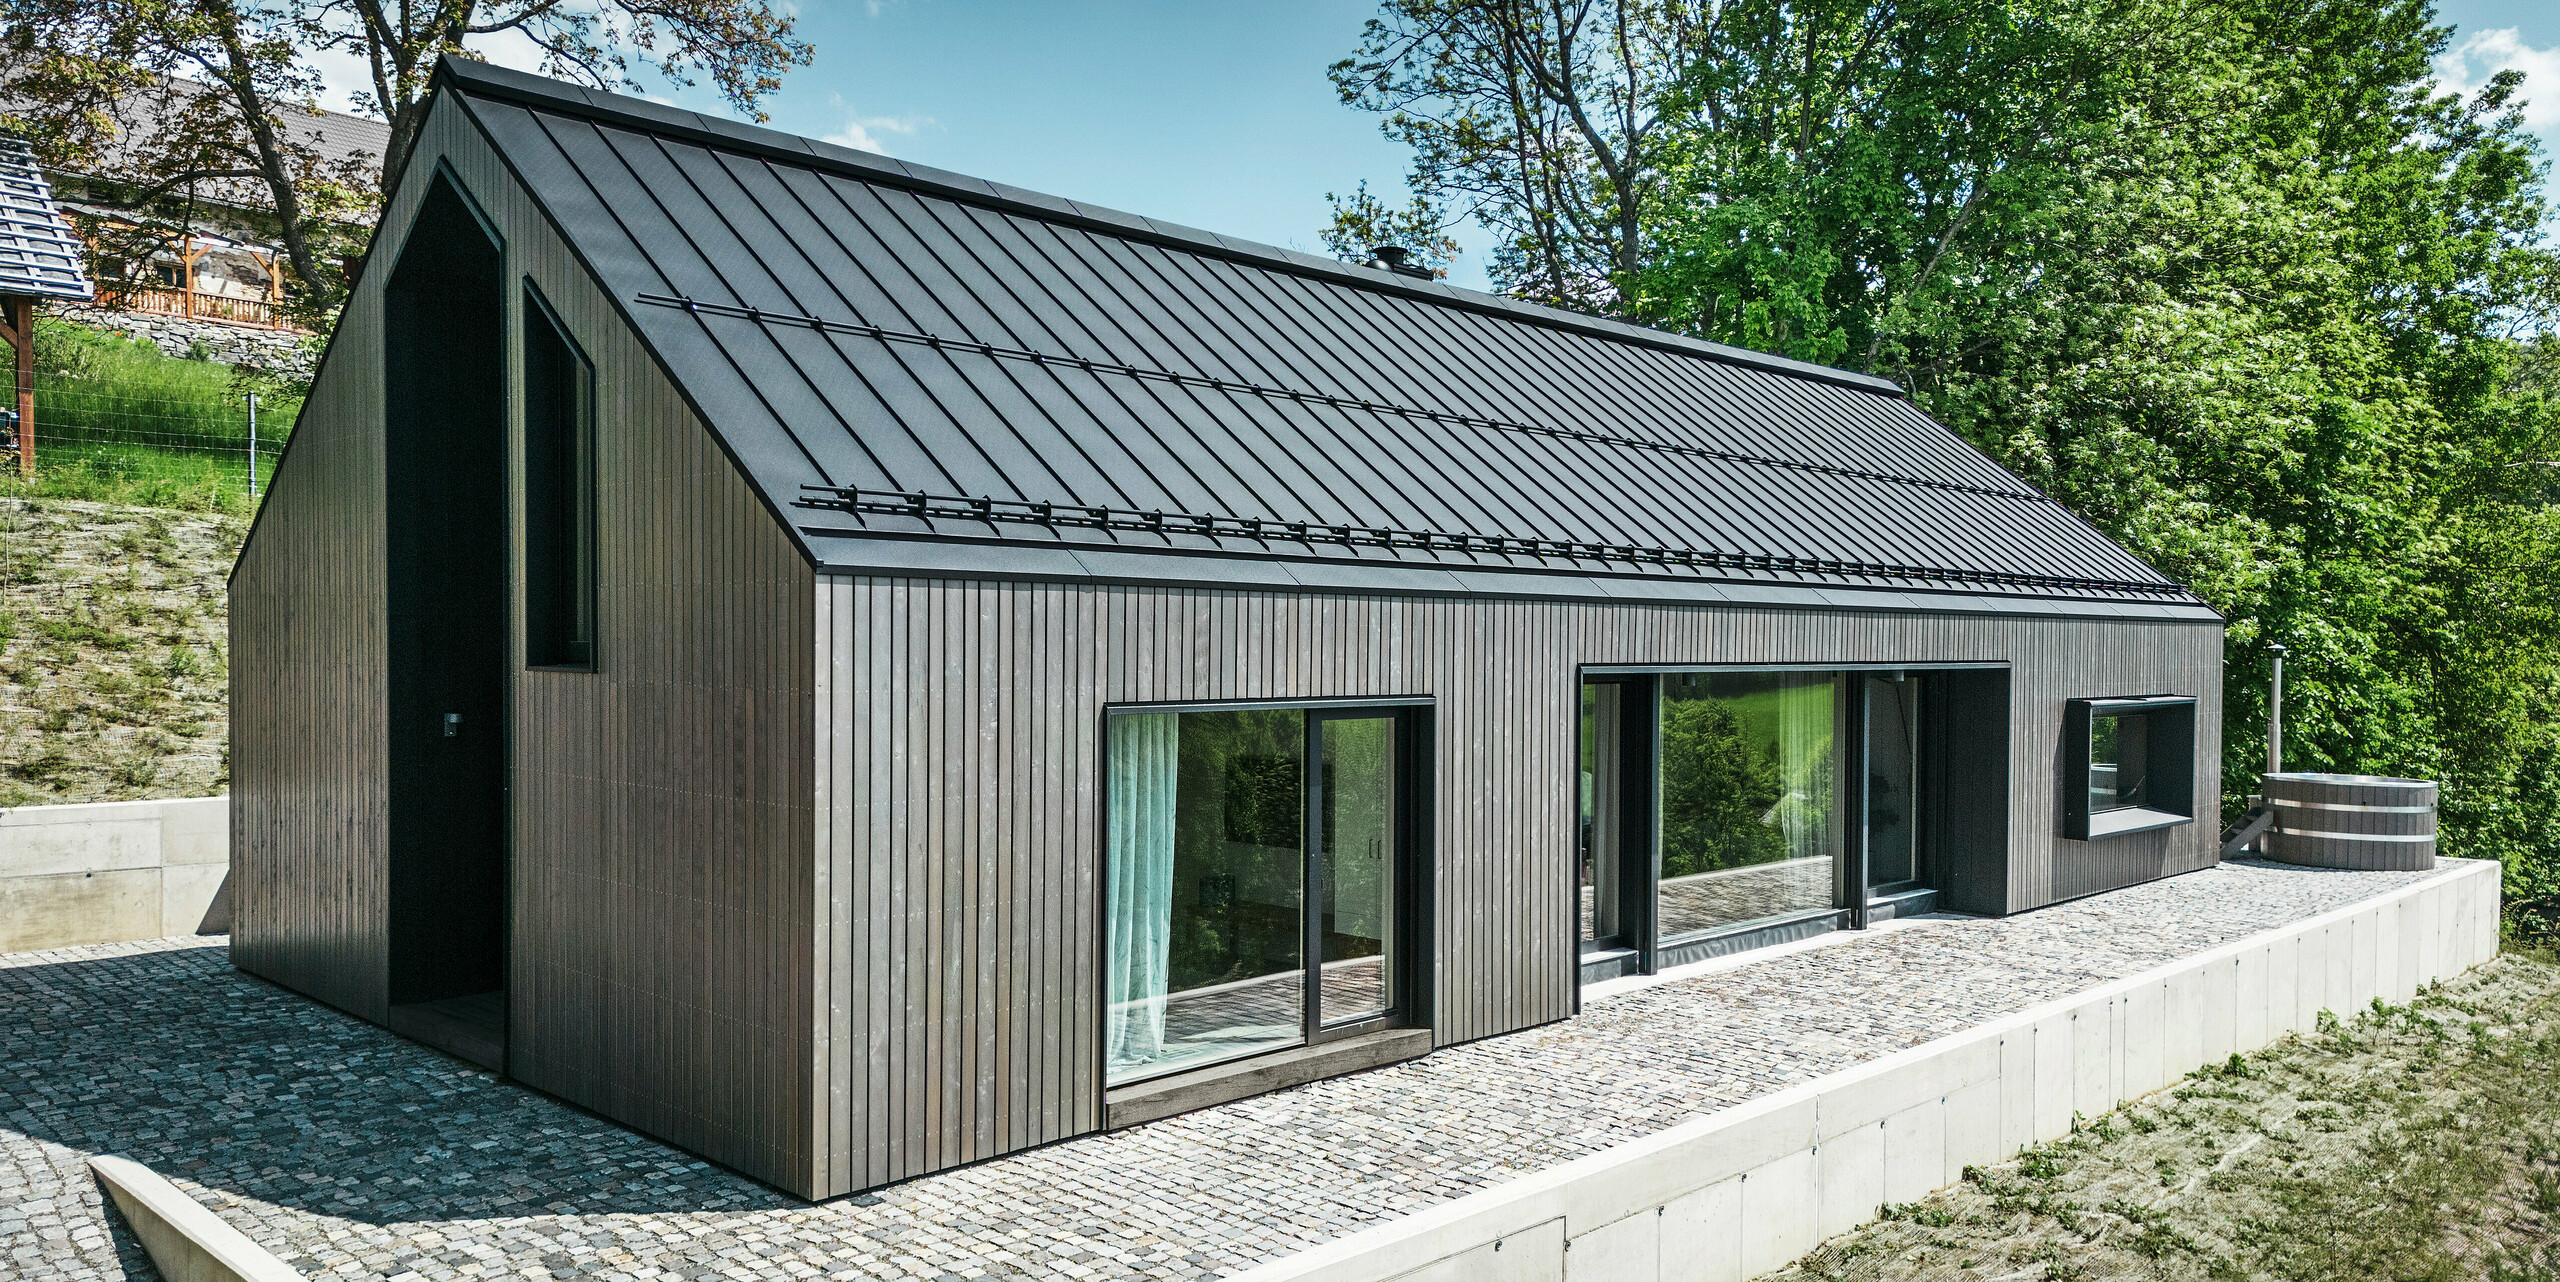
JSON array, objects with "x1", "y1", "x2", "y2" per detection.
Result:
[{"x1": 4, "y1": 376, "x2": 291, "y2": 510}]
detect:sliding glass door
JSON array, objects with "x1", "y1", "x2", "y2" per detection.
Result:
[
  {"x1": 1578, "y1": 667, "x2": 1945, "y2": 974},
  {"x1": 1318, "y1": 714, "x2": 1397, "y2": 1024},
  {"x1": 1105, "y1": 705, "x2": 1411, "y2": 1087},
  {"x1": 1577, "y1": 682, "x2": 1626, "y2": 950}
]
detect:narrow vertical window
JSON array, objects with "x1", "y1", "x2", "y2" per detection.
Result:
[{"x1": 522, "y1": 283, "x2": 594, "y2": 669}]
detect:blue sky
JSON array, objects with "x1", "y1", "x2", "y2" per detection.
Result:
[{"x1": 361, "y1": 0, "x2": 2560, "y2": 294}]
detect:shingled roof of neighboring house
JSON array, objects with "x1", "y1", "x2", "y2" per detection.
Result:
[
  {"x1": 33, "y1": 76, "x2": 390, "y2": 217},
  {"x1": 433, "y1": 57, "x2": 2208, "y2": 616},
  {"x1": 0, "y1": 136, "x2": 92, "y2": 302}
]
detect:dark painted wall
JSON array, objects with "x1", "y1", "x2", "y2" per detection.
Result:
[{"x1": 1928, "y1": 668, "x2": 2015, "y2": 916}]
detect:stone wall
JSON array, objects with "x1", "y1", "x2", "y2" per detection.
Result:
[{"x1": 53, "y1": 304, "x2": 318, "y2": 377}]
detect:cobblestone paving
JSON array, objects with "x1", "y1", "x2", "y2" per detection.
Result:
[{"x1": 0, "y1": 859, "x2": 2458, "y2": 1282}]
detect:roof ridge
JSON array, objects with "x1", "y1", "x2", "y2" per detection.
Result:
[{"x1": 429, "y1": 53, "x2": 1910, "y2": 398}]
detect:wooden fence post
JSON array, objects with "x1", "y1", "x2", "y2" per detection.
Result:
[{"x1": 0, "y1": 298, "x2": 33, "y2": 478}]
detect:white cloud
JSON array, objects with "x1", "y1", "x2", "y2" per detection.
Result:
[
  {"x1": 2435, "y1": 27, "x2": 2560, "y2": 131},
  {"x1": 821, "y1": 109, "x2": 934, "y2": 156},
  {"x1": 303, "y1": 45, "x2": 380, "y2": 117}
]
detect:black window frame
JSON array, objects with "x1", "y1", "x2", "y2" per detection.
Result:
[
  {"x1": 1576, "y1": 662, "x2": 2005, "y2": 982},
  {"x1": 2061, "y1": 695, "x2": 2197, "y2": 839},
  {"x1": 1093, "y1": 696, "x2": 1435, "y2": 1091},
  {"x1": 520, "y1": 279, "x2": 597, "y2": 671}
]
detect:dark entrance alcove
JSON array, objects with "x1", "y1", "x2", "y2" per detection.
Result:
[{"x1": 379, "y1": 168, "x2": 510, "y2": 1070}]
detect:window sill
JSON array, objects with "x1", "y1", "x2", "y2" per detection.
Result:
[
  {"x1": 1104, "y1": 1026, "x2": 1433, "y2": 1129},
  {"x1": 1655, "y1": 908, "x2": 1848, "y2": 970},
  {"x1": 2086, "y1": 807, "x2": 2193, "y2": 840}
]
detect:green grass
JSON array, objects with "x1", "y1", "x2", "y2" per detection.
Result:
[
  {"x1": 7, "y1": 318, "x2": 293, "y2": 515},
  {"x1": 0, "y1": 447, "x2": 272, "y2": 516}
]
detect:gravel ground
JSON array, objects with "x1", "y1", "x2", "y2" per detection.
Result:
[{"x1": 0, "y1": 859, "x2": 2469, "y2": 1282}]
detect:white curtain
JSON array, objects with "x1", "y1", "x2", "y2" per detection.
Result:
[
  {"x1": 1105, "y1": 713, "x2": 1180, "y2": 1074},
  {"x1": 1773, "y1": 675, "x2": 1837, "y2": 857}
]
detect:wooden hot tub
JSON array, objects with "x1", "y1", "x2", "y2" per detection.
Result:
[{"x1": 2262, "y1": 772, "x2": 2437, "y2": 871}]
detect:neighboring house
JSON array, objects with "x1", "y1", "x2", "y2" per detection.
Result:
[
  {"x1": 230, "y1": 57, "x2": 2225, "y2": 1202},
  {"x1": 34, "y1": 76, "x2": 387, "y2": 353}
]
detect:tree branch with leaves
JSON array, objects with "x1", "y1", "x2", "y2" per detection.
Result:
[{"x1": 0, "y1": 0, "x2": 810, "y2": 312}]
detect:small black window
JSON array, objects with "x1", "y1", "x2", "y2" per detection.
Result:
[
  {"x1": 522, "y1": 282, "x2": 595, "y2": 669},
  {"x1": 2063, "y1": 696, "x2": 2196, "y2": 839}
]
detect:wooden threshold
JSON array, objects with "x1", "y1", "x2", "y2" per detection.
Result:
[
  {"x1": 383, "y1": 991, "x2": 505, "y2": 1072},
  {"x1": 1105, "y1": 1027, "x2": 1435, "y2": 1130}
]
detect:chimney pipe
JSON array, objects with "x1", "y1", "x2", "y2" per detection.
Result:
[
  {"x1": 2267, "y1": 642, "x2": 2285, "y2": 776},
  {"x1": 1365, "y1": 245, "x2": 1434, "y2": 280}
]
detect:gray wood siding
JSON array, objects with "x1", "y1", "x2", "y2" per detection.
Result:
[
  {"x1": 810, "y1": 578, "x2": 2223, "y2": 1196},
  {"x1": 228, "y1": 233, "x2": 392, "y2": 1021},
  {"x1": 233, "y1": 96, "x2": 821, "y2": 1194}
]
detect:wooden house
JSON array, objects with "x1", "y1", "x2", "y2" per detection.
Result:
[{"x1": 231, "y1": 57, "x2": 2223, "y2": 1199}]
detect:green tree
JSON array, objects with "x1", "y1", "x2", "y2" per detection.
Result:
[
  {"x1": 1319, "y1": 180, "x2": 1463, "y2": 277},
  {"x1": 1, "y1": 0, "x2": 812, "y2": 308},
  {"x1": 1658, "y1": 699, "x2": 1788, "y2": 877},
  {"x1": 1336, "y1": 0, "x2": 2560, "y2": 924}
]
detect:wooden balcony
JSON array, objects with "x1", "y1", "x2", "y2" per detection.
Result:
[{"x1": 93, "y1": 284, "x2": 304, "y2": 332}]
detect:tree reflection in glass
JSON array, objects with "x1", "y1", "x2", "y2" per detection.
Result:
[{"x1": 1655, "y1": 672, "x2": 1842, "y2": 937}]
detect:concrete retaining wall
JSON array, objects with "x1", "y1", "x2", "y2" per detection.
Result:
[
  {"x1": 0, "y1": 797, "x2": 230, "y2": 953},
  {"x1": 1231, "y1": 858, "x2": 2504, "y2": 1282}
]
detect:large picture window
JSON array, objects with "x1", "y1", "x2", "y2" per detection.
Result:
[
  {"x1": 1579, "y1": 665, "x2": 1980, "y2": 973},
  {"x1": 1655, "y1": 671, "x2": 1844, "y2": 939},
  {"x1": 1104, "y1": 704, "x2": 1414, "y2": 1087}
]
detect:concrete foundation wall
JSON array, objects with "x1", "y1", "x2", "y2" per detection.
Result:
[
  {"x1": 0, "y1": 797, "x2": 229, "y2": 953},
  {"x1": 1229, "y1": 858, "x2": 2504, "y2": 1282}
]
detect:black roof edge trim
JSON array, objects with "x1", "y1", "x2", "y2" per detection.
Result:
[
  {"x1": 795, "y1": 488, "x2": 2182, "y2": 597},
  {"x1": 429, "y1": 54, "x2": 1908, "y2": 398},
  {"x1": 440, "y1": 86, "x2": 830, "y2": 571}
]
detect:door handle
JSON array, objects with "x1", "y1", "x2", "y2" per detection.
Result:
[{"x1": 444, "y1": 713, "x2": 462, "y2": 738}]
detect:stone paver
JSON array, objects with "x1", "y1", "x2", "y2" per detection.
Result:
[{"x1": 1, "y1": 859, "x2": 2459, "y2": 1281}]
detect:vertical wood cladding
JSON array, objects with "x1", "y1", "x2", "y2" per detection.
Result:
[
  {"x1": 234, "y1": 86, "x2": 2221, "y2": 1209},
  {"x1": 226, "y1": 105, "x2": 420, "y2": 1022},
  {"x1": 232, "y1": 97, "x2": 819, "y2": 1193},
  {"x1": 810, "y1": 578, "x2": 2223, "y2": 1196}
]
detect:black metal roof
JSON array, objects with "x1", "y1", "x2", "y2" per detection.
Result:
[{"x1": 436, "y1": 57, "x2": 2209, "y2": 618}]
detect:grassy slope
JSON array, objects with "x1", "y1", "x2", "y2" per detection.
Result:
[
  {"x1": 1754, "y1": 949, "x2": 2560, "y2": 1282},
  {"x1": 0, "y1": 492, "x2": 239, "y2": 804}
]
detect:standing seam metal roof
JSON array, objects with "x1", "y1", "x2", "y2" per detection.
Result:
[
  {"x1": 432, "y1": 57, "x2": 2199, "y2": 609},
  {"x1": 0, "y1": 138, "x2": 93, "y2": 302}
]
